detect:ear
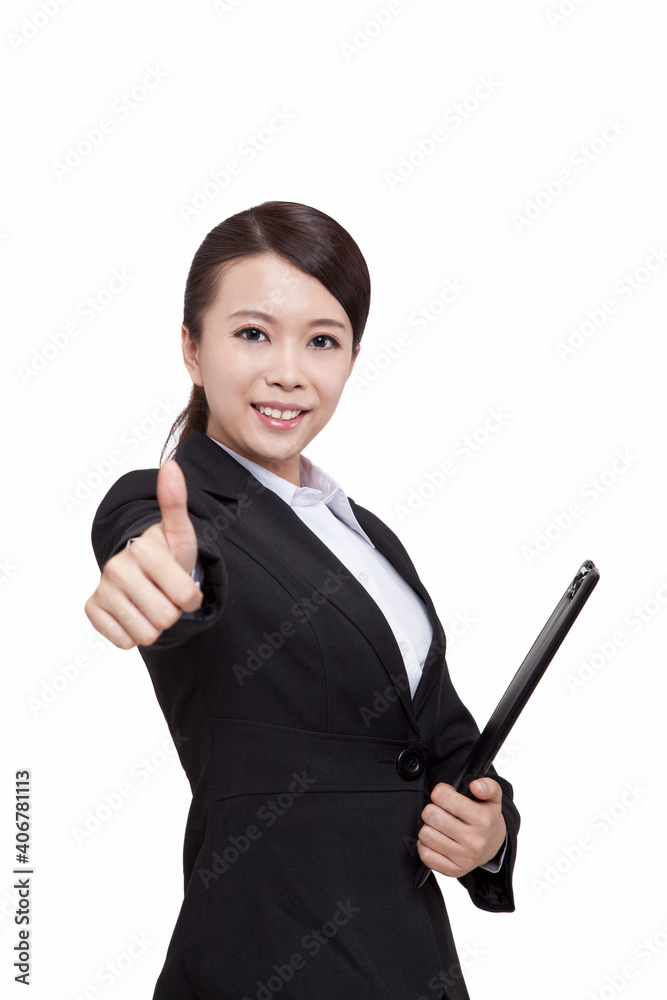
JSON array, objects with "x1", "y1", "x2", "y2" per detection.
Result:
[
  {"x1": 347, "y1": 341, "x2": 361, "y2": 378},
  {"x1": 181, "y1": 325, "x2": 203, "y2": 386}
]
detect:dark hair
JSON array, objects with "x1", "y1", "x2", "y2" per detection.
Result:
[{"x1": 160, "y1": 200, "x2": 371, "y2": 463}]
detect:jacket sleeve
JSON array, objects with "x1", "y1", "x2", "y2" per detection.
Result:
[
  {"x1": 89, "y1": 467, "x2": 227, "y2": 649},
  {"x1": 424, "y1": 653, "x2": 521, "y2": 914}
]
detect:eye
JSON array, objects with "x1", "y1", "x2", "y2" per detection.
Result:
[
  {"x1": 234, "y1": 327, "x2": 342, "y2": 350},
  {"x1": 234, "y1": 326, "x2": 268, "y2": 342},
  {"x1": 310, "y1": 334, "x2": 342, "y2": 350}
]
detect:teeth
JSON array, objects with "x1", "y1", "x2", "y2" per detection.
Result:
[{"x1": 258, "y1": 405, "x2": 303, "y2": 420}]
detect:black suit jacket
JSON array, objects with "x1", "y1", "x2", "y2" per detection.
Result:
[{"x1": 90, "y1": 429, "x2": 519, "y2": 1000}]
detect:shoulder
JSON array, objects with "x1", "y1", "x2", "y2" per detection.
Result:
[{"x1": 95, "y1": 467, "x2": 160, "y2": 513}]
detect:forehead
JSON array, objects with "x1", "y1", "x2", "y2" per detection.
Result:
[{"x1": 209, "y1": 253, "x2": 351, "y2": 328}]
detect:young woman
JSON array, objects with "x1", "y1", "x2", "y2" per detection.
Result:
[{"x1": 85, "y1": 201, "x2": 519, "y2": 1000}]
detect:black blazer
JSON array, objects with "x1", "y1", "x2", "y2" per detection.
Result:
[{"x1": 91, "y1": 429, "x2": 520, "y2": 1000}]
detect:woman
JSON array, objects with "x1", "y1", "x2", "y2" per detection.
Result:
[{"x1": 85, "y1": 200, "x2": 519, "y2": 1000}]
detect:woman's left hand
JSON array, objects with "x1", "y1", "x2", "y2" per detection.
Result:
[{"x1": 416, "y1": 778, "x2": 506, "y2": 878}]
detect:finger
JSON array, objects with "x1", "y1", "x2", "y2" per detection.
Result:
[
  {"x1": 156, "y1": 460, "x2": 197, "y2": 571},
  {"x1": 418, "y1": 815, "x2": 490, "y2": 875},
  {"x1": 85, "y1": 596, "x2": 149, "y2": 650},
  {"x1": 97, "y1": 564, "x2": 187, "y2": 644},
  {"x1": 432, "y1": 778, "x2": 502, "y2": 810},
  {"x1": 429, "y1": 782, "x2": 479, "y2": 823},
  {"x1": 96, "y1": 579, "x2": 180, "y2": 647},
  {"x1": 416, "y1": 837, "x2": 468, "y2": 879},
  {"x1": 428, "y1": 782, "x2": 494, "y2": 828},
  {"x1": 127, "y1": 535, "x2": 203, "y2": 613},
  {"x1": 469, "y1": 778, "x2": 502, "y2": 803},
  {"x1": 421, "y1": 795, "x2": 465, "y2": 836},
  {"x1": 418, "y1": 822, "x2": 460, "y2": 860}
]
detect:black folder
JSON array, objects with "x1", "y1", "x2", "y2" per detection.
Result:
[{"x1": 414, "y1": 559, "x2": 600, "y2": 888}]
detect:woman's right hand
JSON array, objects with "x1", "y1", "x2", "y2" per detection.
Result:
[{"x1": 84, "y1": 460, "x2": 203, "y2": 649}]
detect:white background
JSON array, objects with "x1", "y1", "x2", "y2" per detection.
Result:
[{"x1": 2, "y1": 1, "x2": 666, "y2": 998}]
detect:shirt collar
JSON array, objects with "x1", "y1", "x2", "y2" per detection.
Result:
[{"x1": 208, "y1": 437, "x2": 376, "y2": 548}]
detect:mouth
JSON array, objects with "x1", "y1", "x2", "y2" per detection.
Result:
[{"x1": 251, "y1": 403, "x2": 309, "y2": 429}]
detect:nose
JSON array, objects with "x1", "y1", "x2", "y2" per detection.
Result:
[{"x1": 265, "y1": 340, "x2": 307, "y2": 389}]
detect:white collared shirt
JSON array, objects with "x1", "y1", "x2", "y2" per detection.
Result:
[{"x1": 209, "y1": 436, "x2": 434, "y2": 701}]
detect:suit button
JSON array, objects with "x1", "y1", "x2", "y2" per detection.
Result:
[{"x1": 396, "y1": 747, "x2": 425, "y2": 780}]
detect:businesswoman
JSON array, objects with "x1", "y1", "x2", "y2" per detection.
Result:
[{"x1": 85, "y1": 201, "x2": 519, "y2": 1000}]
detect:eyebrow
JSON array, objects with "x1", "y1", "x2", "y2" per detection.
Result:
[{"x1": 226, "y1": 309, "x2": 346, "y2": 330}]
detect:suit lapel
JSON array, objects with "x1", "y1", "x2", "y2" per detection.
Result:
[
  {"x1": 175, "y1": 431, "x2": 443, "y2": 733},
  {"x1": 347, "y1": 499, "x2": 446, "y2": 717}
]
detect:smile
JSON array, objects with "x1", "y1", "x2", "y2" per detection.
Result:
[
  {"x1": 256, "y1": 404, "x2": 303, "y2": 419},
  {"x1": 251, "y1": 404, "x2": 308, "y2": 429}
]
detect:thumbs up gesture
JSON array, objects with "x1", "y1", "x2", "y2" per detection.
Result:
[{"x1": 85, "y1": 461, "x2": 203, "y2": 649}]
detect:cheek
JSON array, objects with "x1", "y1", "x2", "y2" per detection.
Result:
[{"x1": 205, "y1": 356, "x2": 250, "y2": 397}]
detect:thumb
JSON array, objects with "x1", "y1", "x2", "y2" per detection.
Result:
[
  {"x1": 156, "y1": 459, "x2": 198, "y2": 574},
  {"x1": 469, "y1": 778, "x2": 502, "y2": 803}
]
